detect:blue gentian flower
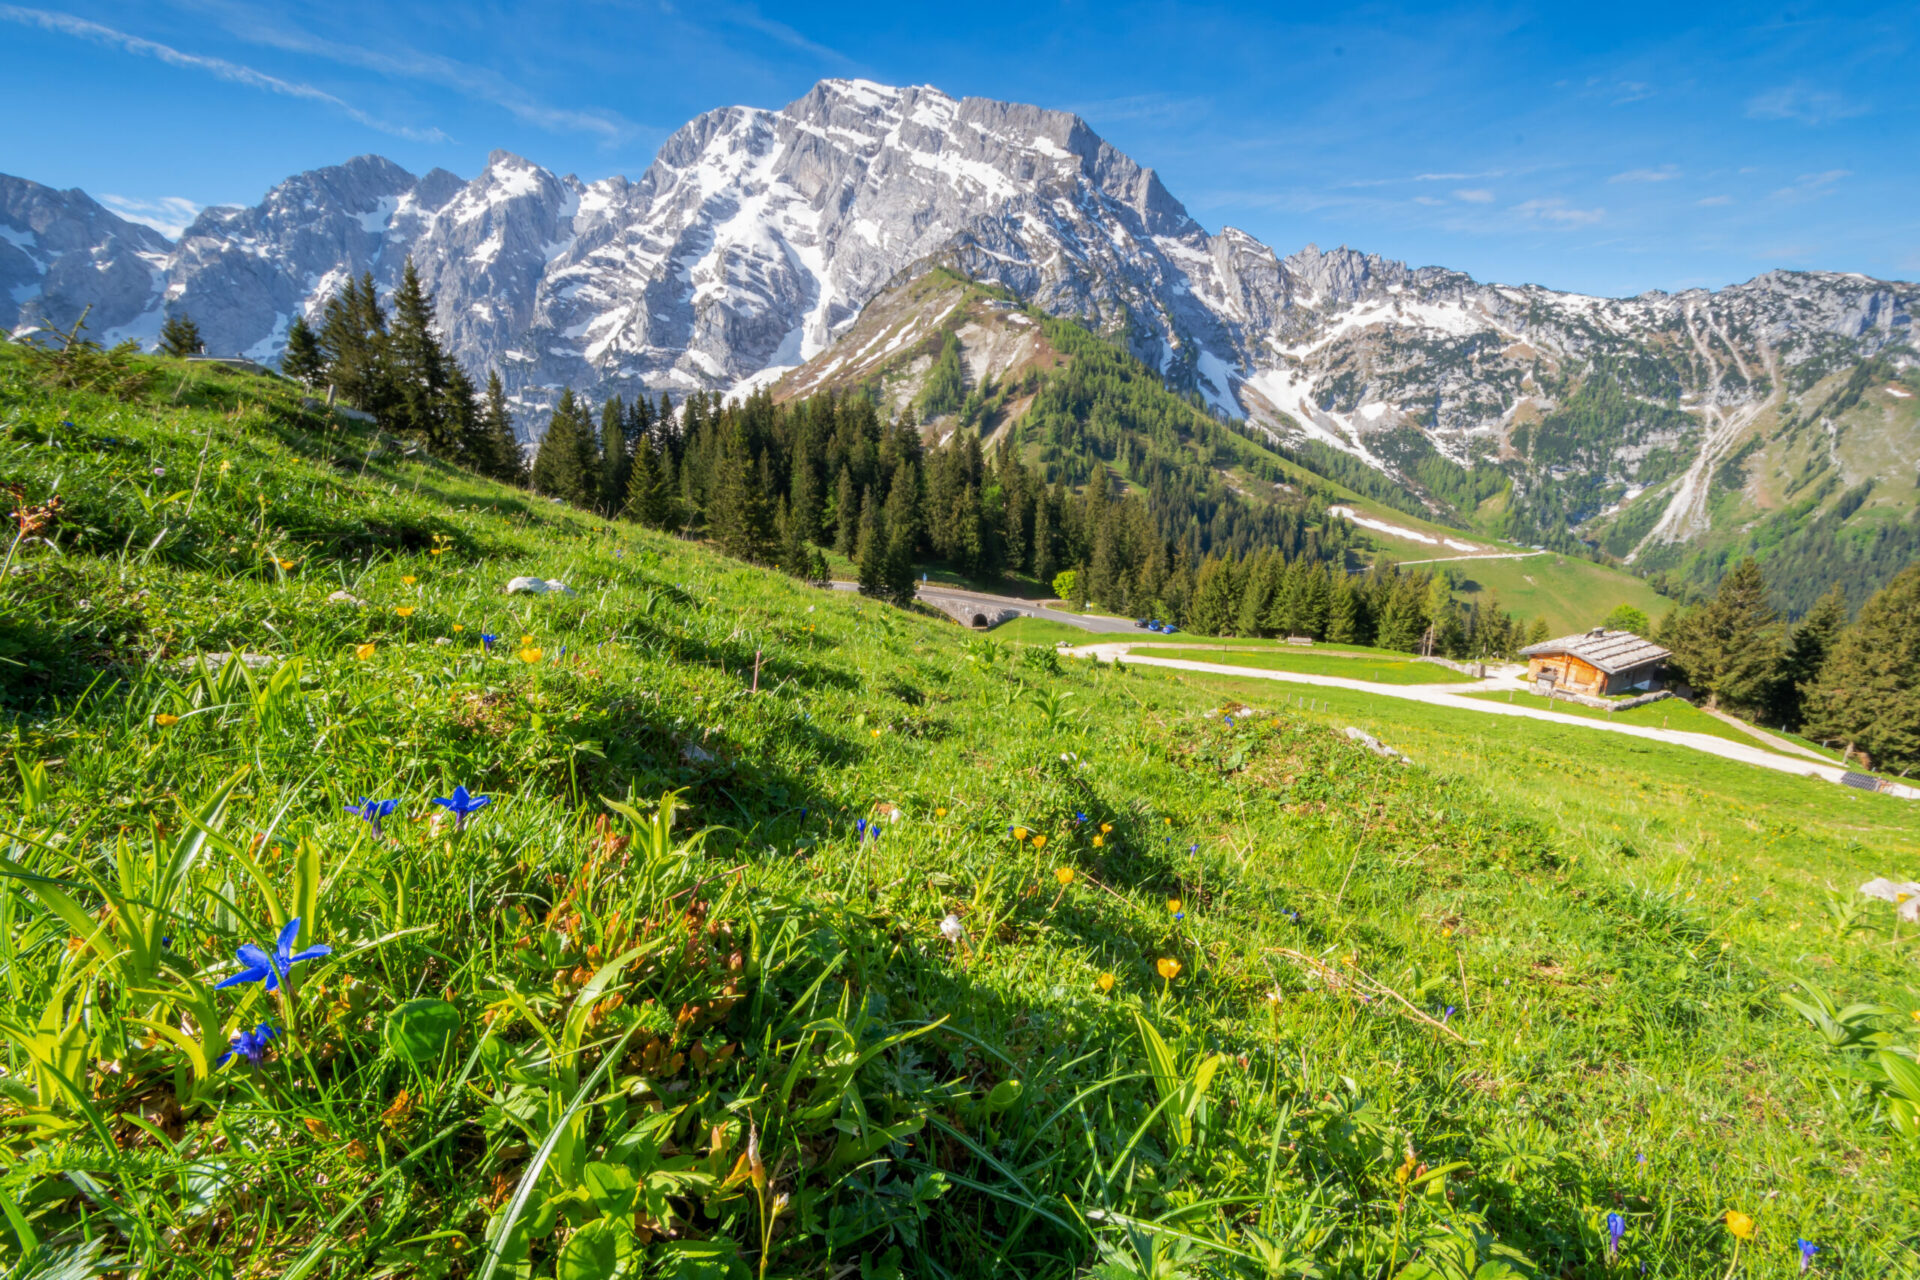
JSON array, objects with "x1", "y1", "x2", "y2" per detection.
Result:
[
  {"x1": 855, "y1": 818, "x2": 867, "y2": 840},
  {"x1": 345, "y1": 796, "x2": 400, "y2": 838},
  {"x1": 215, "y1": 918, "x2": 331, "y2": 991},
  {"x1": 481, "y1": 633, "x2": 497, "y2": 651},
  {"x1": 1442, "y1": 1005, "x2": 1457, "y2": 1025},
  {"x1": 1607, "y1": 1212, "x2": 1625, "y2": 1258},
  {"x1": 432, "y1": 785, "x2": 492, "y2": 831},
  {"x1": 1075, "y1": 812, "x2": 1087, "y2": 824},
  {"x1": 215, "y1": 1022, "x2": 279, "y2": 1068},
  {"x1": 1225, "y1": 715, "x2": 1234, "y2": 727},
  {"x1": 1797, "y1": 1241, "x2": 1818, "y2": 1273}
]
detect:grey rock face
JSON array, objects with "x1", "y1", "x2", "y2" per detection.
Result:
[{"x1": 0, "y1": 175, "x2": 171, "y2": 341}]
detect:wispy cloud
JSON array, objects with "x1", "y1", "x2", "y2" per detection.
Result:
[
  {"x1": 1610, "y1": 165, "x2": 1681, "y2": 183},
  {"x1": 1770, "y1": 169, "x2": 1851, "y2": 202},
  {"x1": 1746, "y1": 83, "x2": 1869, "y2": 125},
  {"x1": 1515, "y1": 197, "x2": 1604, "y2": 227},
  {"x1": 1696, "y1": 194, "x2": 1734, "y2": 206},
  {"x1": 709, "y1": 3, "x2": 855, "y2": 65},
  {"x1": 1064, "y1": 91, "x2": 1211, "y2": 126},
  {"x1": 0, "y1": 5, "x2": 446, "y2": 141},
  {"x1": 174, "y1": 0, "x2": 637, "y2": 143},
  {"x1": 100, "y1": 194, "x2": 202, "y2": 238},
  {"x1": 1452, "y1": 188, "x2": 1495, "y2": 203}
]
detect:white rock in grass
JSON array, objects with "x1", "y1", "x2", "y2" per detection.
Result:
[
  {"x1": 176, "y1": 651, "x2": 275, "y2": 672},
  {"x1": 1859, "y1": 879, "x2": 1920, "y2": 922},
  {"x1": 506, "y1": 576, "x2": 577, "y2": 596},
  {"x1": 326, "y1": 590, "x2": 364, "y2": 607}
]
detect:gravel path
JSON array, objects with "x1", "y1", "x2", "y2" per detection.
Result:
[{"x1": 1064, "y1": 642, "x2": 1917, "y2": 800}]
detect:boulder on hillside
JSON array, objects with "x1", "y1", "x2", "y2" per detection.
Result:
[{"x1": 506, "y1": 576, "x2": 576, "y2": 596}]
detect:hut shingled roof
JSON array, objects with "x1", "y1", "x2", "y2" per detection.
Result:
[{"x1": 1519, "y1": 629, "x2": 1670, "y2": 674}]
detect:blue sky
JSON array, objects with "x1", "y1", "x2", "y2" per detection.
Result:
[{"x1": 2, "y1": 1, "x2": 1911, "y2": 296}]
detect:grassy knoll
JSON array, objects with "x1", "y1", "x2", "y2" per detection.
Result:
[
  {"x1": 1144, "y1": 648, "x2": 1470, "y2": 685},
  {"x1": 1454, "y1": 689, "x2": 1798, "y2": 751},
  {"x1": 1443, "y1": 554, "x2": 1674, "y2": 636},
  {"x1": 2, "y1": 346, "x2": 1918, "y2": 1278}
]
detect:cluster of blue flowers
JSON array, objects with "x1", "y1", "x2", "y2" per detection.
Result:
[
  {"x1": 346, "y1": 786, "x2": 493, "y2": 836},
  {"x1": 209, "y1": 916, "x2": 331, "y2": 1071},
  {"x1": 853, "y1": 818, "x2": 882, "y2": 844}
]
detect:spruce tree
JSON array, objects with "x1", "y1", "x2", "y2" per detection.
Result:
[
  {"x1": 625, "y1": 436, "x2": 666, "y2": 526},
  {"x1": 158, "y1": 313, "x2": 204, "y2": 358},
  {"x1": 855, "y1": 488, "x2": 888, "y2": 599},
  {"x1": 1805, "y1": 564, "x2": 1920, "y2": 770},
  {"x1": 281, "y1": 315, "x2": 324, "y2": 384},
  {"x1": 318, "y1": 273, "x2": 389, "y2": 417},
  {"x1": 1671, "y1": 558, "x2": 1785, "y2": 713},
  {"x1": 529, "y1": 389, "x2": 600, "y2": 508},
  {"x1": 385, "y1": 258, "x2": 459, "y2": 456},
  {"x1": 881, "y1": 466, "x2": 921, "y2": 604},
  {"x1": 479, "y1": 370, "x2": 526, "y2": 484},
  {"x1": 832, "y1": 467, "x2": 859, "y2": 557},
  {"x1": 599, "y1": 396, "x2": 632, "y2": 518},
  {"x1": 707, "y1": 420, "x2": 775, "y2": 561},
  {"x1": 1327, "y1": 574, "x2": 1361, "y2": 644},
  {"x1": 1780, "y1": 583, "x2": 1849, "y2": 726}
]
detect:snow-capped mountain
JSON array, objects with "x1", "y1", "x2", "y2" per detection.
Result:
[{"x1": 3, "y1": 78, "x2": 1914, "y2": 565}]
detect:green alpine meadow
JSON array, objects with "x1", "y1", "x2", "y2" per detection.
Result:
[{"x1": 5, "y1": 320, "x2": 1920, "y2": 1280}]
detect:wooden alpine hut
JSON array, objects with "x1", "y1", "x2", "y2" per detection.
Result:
[{"x1": 1519, "y1": 628, "x2": 1669, "y2": 697}]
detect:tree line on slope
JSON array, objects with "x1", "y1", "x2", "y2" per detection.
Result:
[{"x1": 1657, "y1": 557, "x2": 1920, "y2": 771}]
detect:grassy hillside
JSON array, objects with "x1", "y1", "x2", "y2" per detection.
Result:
[
  {"x1": 1445, "y1": 553, "x2": 1675, "y2": 636},
  {"x1": 3, "y1": 345, "x2": 1918, "y2": 1278}
]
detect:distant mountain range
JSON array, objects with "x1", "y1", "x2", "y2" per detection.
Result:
[{"x1": 4, "y1": 78, "x2": 1915, "y2": 604}]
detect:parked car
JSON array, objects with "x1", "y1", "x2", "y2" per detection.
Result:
[
  {"x1": 1161, "y1": 625, "x2": 1180, "y2": 635},
  {"x1": 1147, "y1": 621, "x2": 1163, "y2": 632},
  {"x1": 1134, "y1": 618, "x2": 1150, "y2": 628}
]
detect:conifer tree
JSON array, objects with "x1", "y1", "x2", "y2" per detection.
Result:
[
  {"x1": 880, "y1": 469, "x2": 921, "y2": 603},
  {"x1": 855, "y1": 488, "x2": 888, "y2": 599},
  {"x1": 281, "y1": 315, "x2": 324, "y2": 384},
  {"x1": 599, "y1": 396, "x2": 632, "y2": 518},
  {"x1": 1780, "y1": 583, "x2": 1849, "y2": 726},
  {"x1": 708, "y1": 419, "x2": 774, "y2": 561},
  {"x1": 625, "y1": 435, "x2": 667, "y2": 526},
  {"x1": 1327, "y1": 574, "x2": 1361, "y2": 644},
  {"x1": 1669, "y1": 558, "x2": 1785, "y2": 713},
  {"x1": 529, "y1": 389, "x2": 600, "y2": 508},
  {"x1": 386, "y1": 258, "x2": 460, "y2": 455},
  {"x1": 318, "y1": 273, "x2": 389, "y2": 417},
  {"x1": 479, "y1": 370, "x2": 526, "y2": 484},
  {"x1": 1188, "y1": 557, "x2": 1241, "y2": 636},
  {"x1": 158, "y1": 313, "x2": 203, "y2": 357},
  {"x1": 1805, "y1": 564, "x2": 1920, "y2": 770},
  {"x1": 832, "y1": 467, "x2": 859, "y2": 557}
]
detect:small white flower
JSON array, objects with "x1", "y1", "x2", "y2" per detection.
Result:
[{"x1": 939, "y1": 913, "x2": 967, "y2": 944}]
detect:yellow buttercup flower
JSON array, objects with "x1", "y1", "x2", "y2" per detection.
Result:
[
  {"x1": 401, "y1": 575, "x2": 416, "y2": 586},
  {"x1": 154, "y1": 713, "x2": 179, "y2": 727},
  {"x1": 395, "y1": 606, "x2": 415, "y2": 617},
  {"x1": 1167, "y1": 897, "x2": 1183, "y2": 915},
  {"x1": 429, "y1": 548, "x2": 445, "y2": 556},
  {"x1": 935, "y1": 806, "x2": 948, "y2": 817},
  {"x1": 1032, "y1": 834, "x2": 1047, "y2": 850},
  {"x1": 1093, "y1": 835, "x2": 1105, "y2": 847},
  {"x1": 1724, "y1": 1211, "x2": 1754, "y2": 1240},
  {"x1": 1014, "y1": 827, "x2": 1028, "y2": 842},
  {"x1": 518, "y1": 647, "x2": 543, "y2": 664},
  {"x1": 1096, "y1": 973, "x2": 1115, "y2": 992},
  {"x1": 1054, "y1": 867, "x2": 1075, "y2": 886},
  {"x1": 1441, "y1": 927, "x2": 1454, "y2": 939},
  {"x1": 276, "y1": 558, "x2": 295, "y2": 570},
  {"x1": 452, "y1": 624, "x2": 465, "y2": 632},
  {"x1": 1156, "y1": 957, "x2": 1182, "y2": 980},
  {"x1": 1163, "y1": 817, "x2": 1172, "y2": 826},
  {"x1": 1100, "y1": 823, "x2": 1112, "y2": 834},
  {"x1": 522, "y1": 634, "x2": 533, "y2": 645},
  {"x1": 871, "y1": 728, "x2": 881, "y2": 738},
  {"x1": 355, "y1": 643, "x2": 376, "y2": 661}
]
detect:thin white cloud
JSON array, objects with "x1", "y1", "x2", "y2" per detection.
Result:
[
  {"x1": 1770, "y1": 169, "x2": 1851, "y2": 201},
  {"x1": 174, "y1": 0, "x2": 637, "y2": 144},
  {"x1": 0, "y1": 5, "x2": 447, "y2": 142},
  {"x1": 1696, "y1": 195, "x2": 1734, "y2": 206},
  {"x1": 1746, "y1": 83, "x2": 1869, "y2": 125},
  {"x1": 1412, "y1": 195, "x2": 1445, "y2": 206},
  {"x1": 1610, "y1": 165, "x2": 1681, "y2": 183},
  {"x1": 100, "y1": 194, "x2": 202, "y2": 238},
  {"x1": 1453, "y1": 188, "x2": 1495, "y2": 203},
  {"x1": 1515, "y1": 198, "x2": 1604, "y2": 227}
]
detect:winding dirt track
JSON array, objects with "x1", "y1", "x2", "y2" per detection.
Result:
[{"x1": 1064, "y1": 642, "x2": 1916, "y2": 801}]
